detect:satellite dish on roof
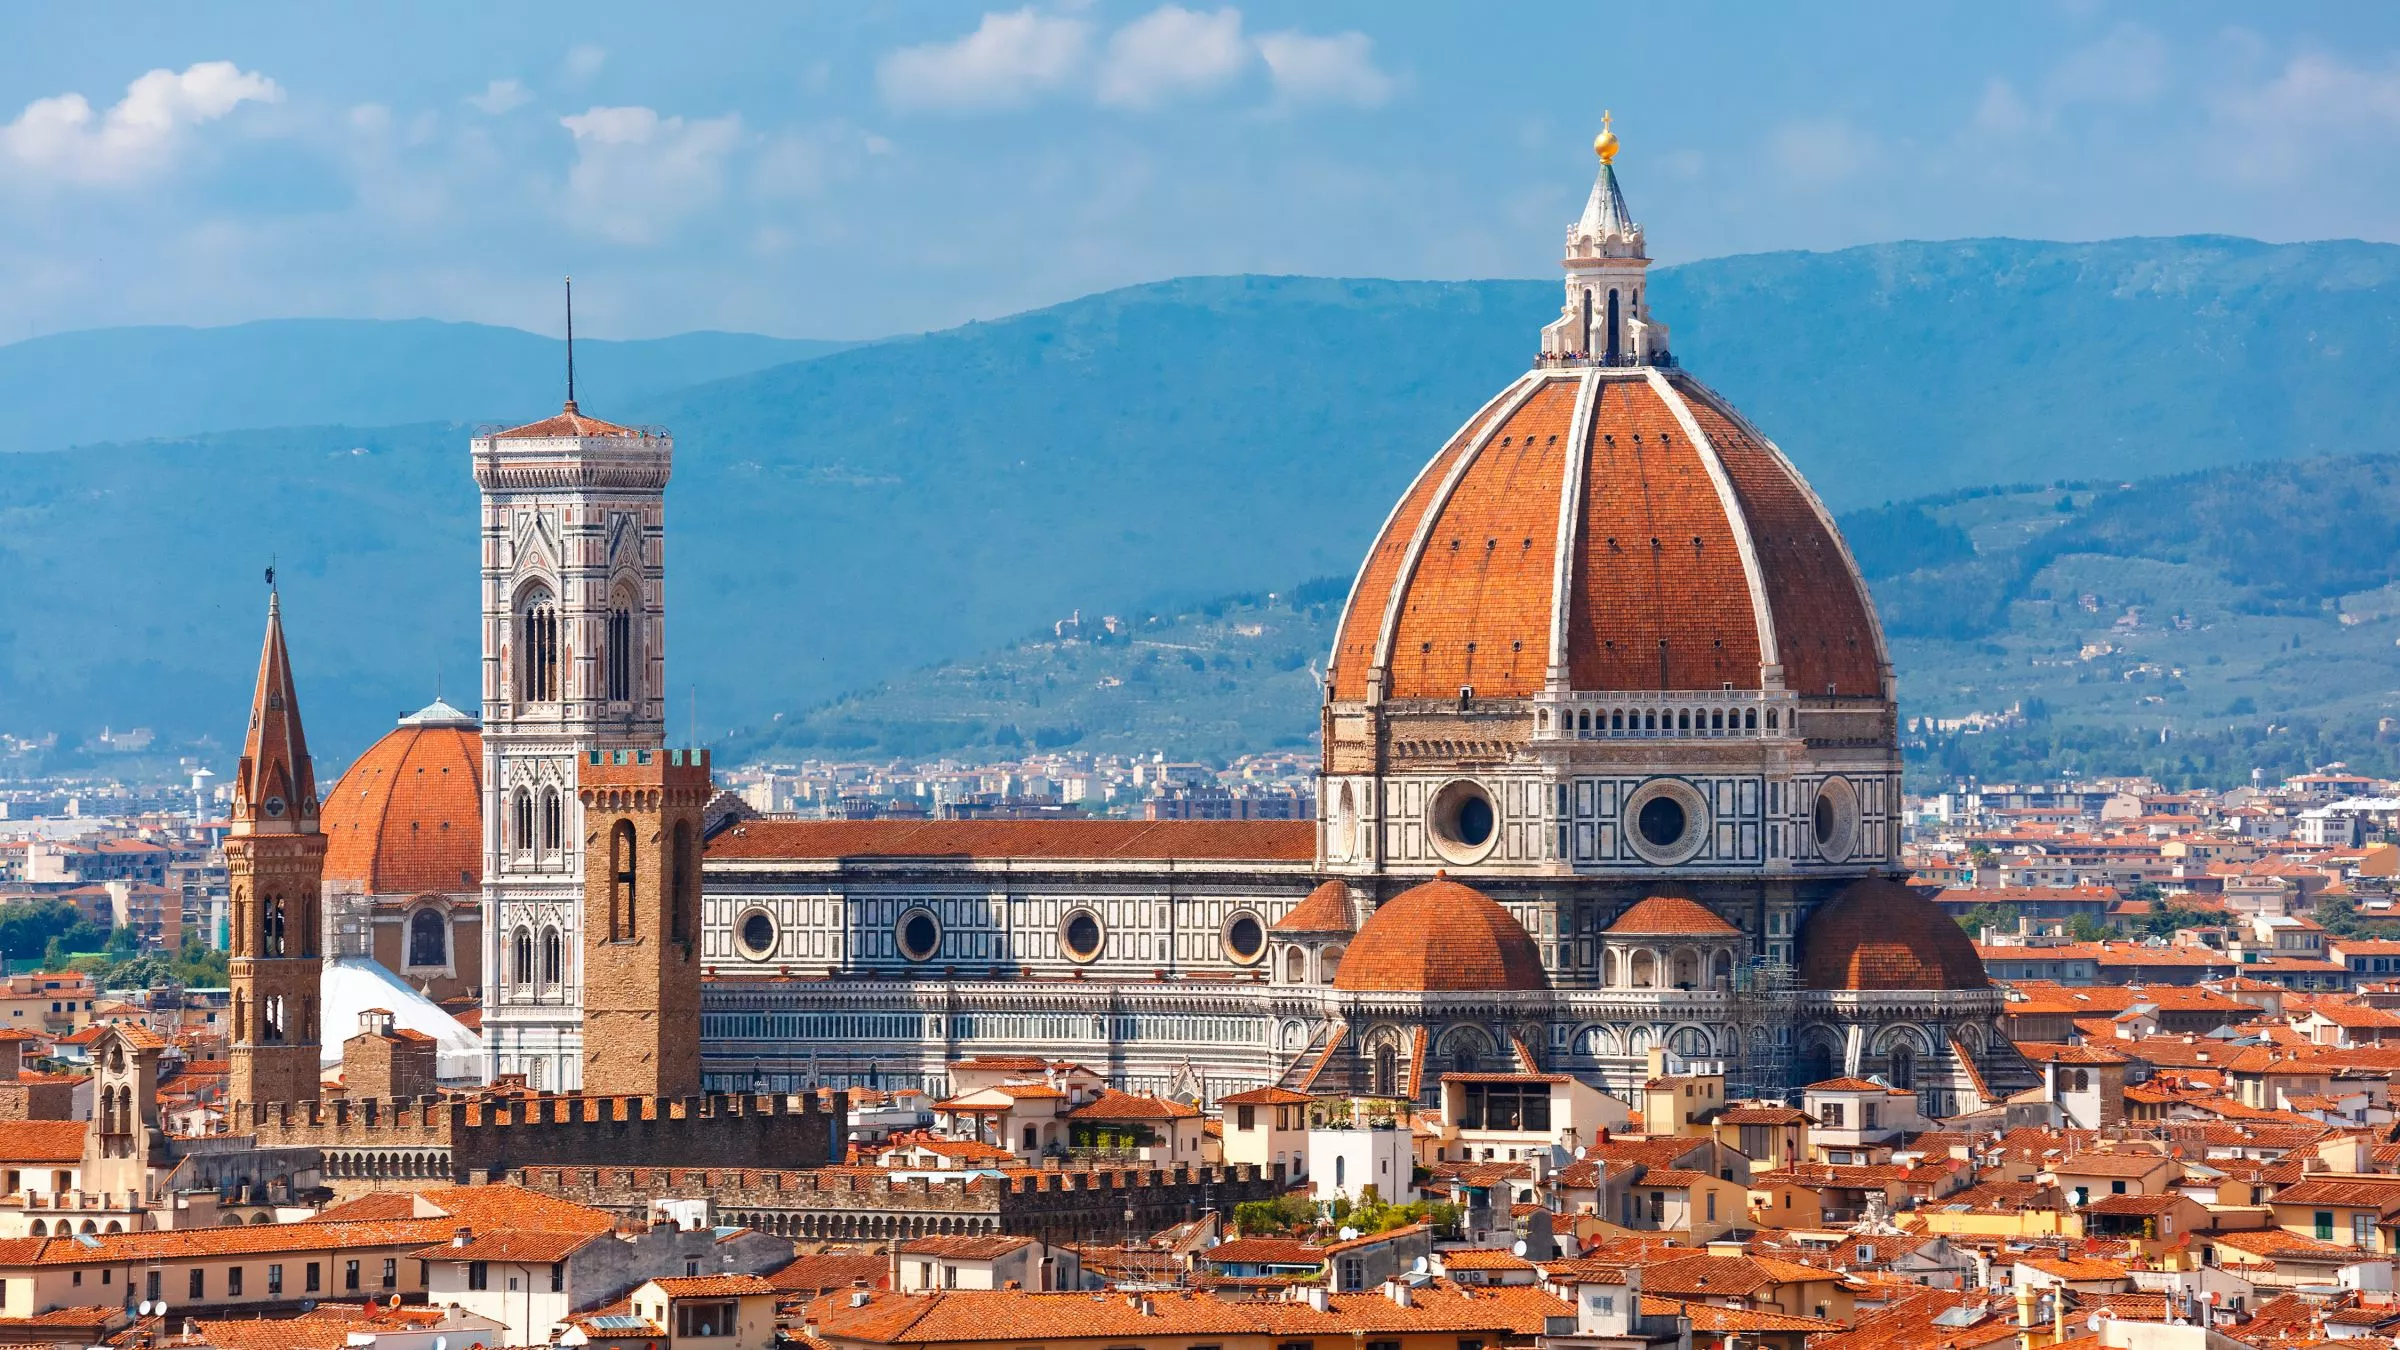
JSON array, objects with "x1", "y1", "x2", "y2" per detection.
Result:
[
  {"x1": 139, "y1": 1302, "x2": 154, "y2": 1317},
  {"x1": 1513, "y1": 1240, "x2": 1528, "y2": 1257},
  {"x1": 1412, "y1": 1257, "x2": 1428, "y2": 1274},
  {"x1": 1337, "y1": 1227, "x2": 1358, "y2": 1242},
  {"x1": 436, "y1": 1337, "x2": 448, "y2": 1350}
]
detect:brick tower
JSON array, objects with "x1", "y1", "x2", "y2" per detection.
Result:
[
  {"x1": 577, "y1": 747, "x2": 708, "y2": 1097},
  {"x1": 227, "y1": 591, "x2": 325, "y2": 1108}
]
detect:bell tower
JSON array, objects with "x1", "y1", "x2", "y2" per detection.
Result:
[
  {"x1": 473, "y1": 282, "x2": 672, "y2": 1089},
  {"x1": 576, "y1": 747, "x2": 708, "y2": 1098},
  {"x1": 226, "y1": 590, "x2": 325, "y2": 1109}
]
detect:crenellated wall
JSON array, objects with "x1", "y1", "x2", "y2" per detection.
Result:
[
  {"x1": 239, "y1": 1090, "x2": 843, "y2": 1192},
  {"x1": 514, "y1": 1159, "x2": 1285, "y2": 1245}
]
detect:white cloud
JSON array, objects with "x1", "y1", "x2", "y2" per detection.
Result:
[
  {"x1": 1765, "y1": 117, "x2": 1882, "y2": 186},
  {"x1": 1097, "y1": 6, "x2": 1249, "y2": 110},
  {"x1": 468, "y1": 78, "x2": 533, "y2": 115},
  {"x1": 878, "y1": 8, "x2": 1092, "y2": 113},
  {"x1": 2211, "y1": 53, "x2": 2400, "y2": 183},
  {"x1": 0, "y1": 61, "x2": 282, "y2": 186},
  {"x1": 2046, "y1": 23, "x2": 2169, "y2": 109},
  {"x1": 2224, "y1": 53, "x2": 2400, "y2": 136},
  {"x1": 559, "y1": 105, "x2": 742, "y2": 243},
  {"x1": 1255, "y1": 29, "x2": 1394, "y2": 108},
  {"x1": 565, "y1": 45, "x2": 607, "y2": 80},
  {"x1": 1974, "y1": 78, "x2": 2033, "y2": 136}
]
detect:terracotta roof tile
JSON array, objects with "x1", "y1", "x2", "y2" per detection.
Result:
[
  {"x1": 1333, "y1": 879, "x2": 1547, "y2": 994},
  {"x1": 489, "y1": 405, "x2": 649, "y2": 440},
  {"x1": 0, "y1": 1120, "x2": 89, "y2": 1164},
  {"x1": 1565, "y1": 376, "x2": 1763, "y2": 691},
  {"x1": 1801, "y1": 877, "x2": 1989, "y2": 991},
  {"x1": 1607, "y1": 895, "x2": 1738, "y2": 935},
  {"x1": 323, "y1": 720, "x2": 482, "y2": 894},
  {"x1": 1272, "y1": 880, "x2": 1356, "y2": 934},
  {"x1": 1386, "y1": 377, "x2": 1578, "y2": 699},
  {"x1": 646, "y1": 1274, "x2": 776, "y2": 1297},
  {"x1": 1329, "y1": 385, "x2": 1520, "y2": 700}
]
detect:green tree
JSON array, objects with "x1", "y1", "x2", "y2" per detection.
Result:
[
  {"x1": 2065, "y1": 913, "x2": 2116, "y2": 943},
  {"x1": 1952, "y1": 902, "x2": 2021, "y2": 938}
]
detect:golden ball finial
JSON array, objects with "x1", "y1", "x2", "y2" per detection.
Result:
[{"x1": 1594, "y1": 109, "x2": 1618, "y2": 163}]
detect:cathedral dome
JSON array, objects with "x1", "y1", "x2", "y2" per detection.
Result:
[
  {"x1": 1334, "y1": 878, "x2": 1548, "y2": 993},
  {"x1": 1326, "y1": 367, "x2": 1884, "y2": 703},
  {"x1": 322, "y1": 699, "x2": 483, "y2": 896},
  {"x1": 1799, "y1": 877, "x2": 1989, "y2": 992},
  {"x1": 1324, "y1": 139, "x2": 1883, "y2": 707}
]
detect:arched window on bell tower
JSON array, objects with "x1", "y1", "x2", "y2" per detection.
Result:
[
  {"x1": 609, "y1": 820, "x2": 637, "y2": 941},
  {"x1": 512, "y1": 789, "x2": 534, "y2": 859},
  {"x1": 606, "y1": 586, "x2": 637, "y2": 703},
  {"x1": 541, "y1": 788, "x2": 563, "y2": 857},
  {"x1": 517, "y1": 584, "x2": 559, "y2": 703}
]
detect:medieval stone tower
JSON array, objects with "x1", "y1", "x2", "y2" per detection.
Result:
[
  {"x1": 227, "y1": 591, "x2": 326, "y2": 1108},
  {"x1": 472, "y1": 378, "x2": 672, "y2": 1090},
  {"x1": 577, "y1": 747, "x2": 708, "y2": 1098}
]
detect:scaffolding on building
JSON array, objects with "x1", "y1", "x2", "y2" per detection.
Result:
[{"x1": 1725, "y1": 958, "x2": 1800, "y2": 1104}]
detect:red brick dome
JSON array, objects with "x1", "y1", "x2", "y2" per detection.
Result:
[
  {"x1": 1334, "y1": 879, "x2": 1549, "y2": 993},
  {"x1": 1326, "y1": 370, "x2": 1884, "y2": 702},
  {"x1": 1799, "y1": 877, "x2": 1989, "y2": 991},
  {"x1": 322, "y1": 700, "x2": 483, "y2": 895},
  {"x1": 1607, "y1": 895, "x2": 1739, "y2": 936}
]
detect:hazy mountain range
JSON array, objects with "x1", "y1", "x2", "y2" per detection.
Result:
[
  {"x1": 733, "y1": 452, "x2": 2400, "y2": 789},
  {"x1": 3, "y1": 234, "x2": 2396, "y2": 775}
]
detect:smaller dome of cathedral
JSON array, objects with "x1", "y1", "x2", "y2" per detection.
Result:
[
  {"x1": 1606, "y1": 895, "x2": 1738, "y2": 936},
  {"x1": 1335, "y1": 878, "x2": 1548, "y2": 994},
  {"x1": 323, "y1": 700, "x2": 484, "y2": 896},
  {"x1": 1274, "y1": 880, "x2": 1356, "y2": 935},
  {"x1": 1799, "y1": 877, "x2": 1989, "y2": 992}
]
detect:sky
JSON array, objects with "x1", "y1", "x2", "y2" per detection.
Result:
[{"x1": 1, "y1": 2, "x2": 2396, "y2": 342}]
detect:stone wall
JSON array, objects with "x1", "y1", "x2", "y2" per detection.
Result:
[
  {"x1": 241, "y1": 1090, "x2": 843, "y2": 1187},
  {"x1": 512, "y1": 1160, "x2": 1284, "y2": 1248}
]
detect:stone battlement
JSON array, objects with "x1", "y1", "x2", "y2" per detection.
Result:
[
  {"x1": 581, "y1": 747, "x2": 711, "y2": 789},
  {"x1": 235, "y1": 1090, "x2": 842, "y2": 1189},
  {"x1": 513, "y1": 1160, "x2": 1285, "y2": 1244}
]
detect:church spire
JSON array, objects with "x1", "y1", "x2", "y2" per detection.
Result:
[
  {"x1": 233, "y1": 589, "x2": 318, "y2": 834},
  {"x1": 1573, "y1": 111, "x2": 1642, "y2": 257}
]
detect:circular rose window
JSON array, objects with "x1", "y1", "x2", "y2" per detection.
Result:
[
  {"x1": 1061, "y1": 909, "x2": 1105, "y2": 962},
  {"x1": 1623, "y1": 778, "x2": 1710, "y2": 866},
  {"x1": 1426, "y1": 779, "x2": 1501, "y2": 864},
  {"x1": 1223, "y1": 912, "x2": 1265, "y2": 964},
  {"x1": 737, "y1": 909, "x2": 777, "y2": 959},
  {"x1": 896, "y1": 908, "x2": 941, "y2": 962}
]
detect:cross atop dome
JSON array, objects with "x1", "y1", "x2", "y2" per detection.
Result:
[{"x1": 1539, "y1": 117, "x2": 1670, "y2": 369}]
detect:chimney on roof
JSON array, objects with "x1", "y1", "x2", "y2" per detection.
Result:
[{"x1": 451, "y1": 1226, "x2": 471, "y2": 1247}]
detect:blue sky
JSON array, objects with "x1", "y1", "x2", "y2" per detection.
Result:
[{"x1": 2, "y1": 2, "x2": 2395, "y2": 340}]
